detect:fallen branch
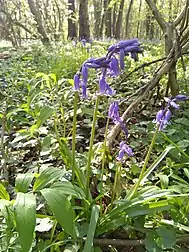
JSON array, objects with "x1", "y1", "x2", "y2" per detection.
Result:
[
  {"x1": 107, "y1": 57, "x2": 173, "y2": 149},
  {"x1": 118, "y1": 56, "x2": 166, "y2": 86},
  {"x1": 94, "y1": 238, "x2": 143, "y2": 247}
]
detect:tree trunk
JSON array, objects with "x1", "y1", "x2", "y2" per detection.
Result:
[
  {"x1": 115, "y1": 0, "x2": 125, "y2": 39},
  {"x1": 136, "y1": 0, "x2": 142, "y2": 38},
  {"x1": 112, "y1": 3, "x2": 117, "y2": 37},
  {"x1": 27, "y1": 0, "x2": 50, "y2": 45},
  {"x1": 105, "y1": 0, "x2": 112, "y2": 37},
  {"x1": 145, "y1": 0, "x2": 188, "y2": 96},
  {"x1": 68, "y1": 0, "x2": 77, "y2": 39},
  {"x1": 125, "y1": 0, "x2": 134, "y2": 38},
  {"x1": 93, "y1": 0, "x2": 102, "y2": 38},
  {"x1": 79, "y1": 0, "x2": 90, "y2": 39}
]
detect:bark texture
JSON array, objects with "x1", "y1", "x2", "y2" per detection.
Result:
[
  {"x1": 27, "y1": 0, "x2": 50, "y2": 45},
  {"x1": 79, "y1": 0, "x2": 90, "y2": 39}
]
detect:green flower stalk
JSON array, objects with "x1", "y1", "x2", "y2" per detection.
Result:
[
  {"x1": 72, "y1": 91, "x2": 79, "y2": 184},
  {"x1": 127, "y1": 126, "x2": 159, "y2": 200},
  {"x1": 86, "y1": 95, "x2": 100, "y2": 200}
]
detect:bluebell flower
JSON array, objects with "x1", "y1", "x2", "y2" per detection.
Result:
[
  {"x1": 81, "y1": 65, "x2": 88, "y2": 83},
  {"x1": 109, "y1": 56, "x2": 120, "y2": 77},
  {"x1": 164, "y1": 97, "x2": 179, "y2": 110},
  {"x1": 174, "y1": 94, "x2": 188, "y2": 101},
  {"x1": 108, "y1": 101, "x2": 128, "y2": 136},
  {"x1": 117, "y1": 141, "x2": 134, "y2": 162},
  {"x1": 81, "y1": 81, "x2": 87, "y2": 99},
  {"x1": 108, "y1": 101, "x2": 120, "y2": 123},
  {"x1": 119, "y1": 49, "x2": 125, "y2": 70},
  {"x1": 73, "y1": 73, "x2": 80, "y2": 91},
  {"x1": 154, "y1": 95, "x2": 187, "y2": 130},
  {"x1": 81, "y1": 39, "x2": 87, "y2": 47},
  {"x1": 99, "y1": 75, "x2": 115, "y2": 95}
]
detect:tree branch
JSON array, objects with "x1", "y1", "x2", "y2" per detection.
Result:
[
  {"x1": 145, "y1": 0, "x2": 167, "y2": 32},
  {"x1": 94, "y1": 238, "x2": 143, "y2": 247},
  {"x1": 174, "y1": 0, "x2": 189, "y2": 26},
  {"x1": 107, "y1": 57, "x2": 174, "y2": 149}
]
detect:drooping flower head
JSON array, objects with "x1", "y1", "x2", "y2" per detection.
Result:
[
  {"x1": 107, "y1": 39, "x2": 142, "y2": 70},
  {"x1": 73, "y1": 39, "x2": 142, "y2": 98},
  {"x1": 154, "y1": 95, "x2": 188, "y2": 130},
  {"x1": 117, "y1": 141, "x2": 134, "y2": 162},
  {"x1": 108, "y1": 101, "x2": 128, "y2": 136}
]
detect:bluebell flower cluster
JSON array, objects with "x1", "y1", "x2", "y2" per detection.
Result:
[
  {"x1": 73, "y1": 39, "x2": 142, "y2": 161},
  {"x1": 73, "y1": 39, "x2": 142, "y2": 98},
  {"x1": 154, "y1": 95, "x2": 188, "y2": 130}
]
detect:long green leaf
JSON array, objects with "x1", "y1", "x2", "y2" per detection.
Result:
[
  {"x1": 33, "y1": 167, "x2": 65, "y2": 192},
  {"x1": 140, "y1": 145, "x2": 173, "y2": 185},
  {"x1": 83, "y1": 205, "x2": 100, "y2": 252},
  {"x1": 127, "y1": 200, "x2": 169, "y2": 217},
  {"x1": 0, "y1": 183, "x2": 10, "y2": 200},
  {"x1": 14, "y1": 192, "x2": 36, "y2": 252},
  {"x1": 41, "y1": 188, "x2": 76, "y2": 238},
  {"x1": 51, "y1": 181, "x2": 85, "y2": 199},
  {"x1": 15, "y1": 173, "x2": 34, "y2": 193},
  {"x1": 36, "y1": 106, "x2": 54, "y2": 128}
]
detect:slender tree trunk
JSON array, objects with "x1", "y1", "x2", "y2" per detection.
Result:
[
  {"x1": 93, "y1": 0, "x2": 102, "y2": 38},
  {"x1": 27, "y1": 0, "x2": 50, "y2": 45},
  {"x1": 112, "y1": 3, "x2": 117, "y2": 37},
  {"x1": 115, "y1": 0, "x2": 125, "y2": 39},
  {"x1": 105, "y1": 0, "x2": 112, "y2": 37},
  {"x1": 145, "y1": 0, "x2": 189, "y2": 96},
  {"x1": 136, "y1": 0, "x2": 142, "y2": 37},
  {"x1": 68, "y1": 0, "x2": 77, "y2": 39},
  {"x1": 125, "y1": 0, "x2": 134, "y2": 38},
  {"x1": 79, "y1": 0, "x2": 90, "y2": 39},
  {"x1": 99, "y1": 0, "x2": 107, "y2": 38}
]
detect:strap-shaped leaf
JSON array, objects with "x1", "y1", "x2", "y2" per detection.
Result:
[
  {"x1": 33, "y1": 167, "x2": 65, "y2": 192},
  {"x1": 0, "y1": 183, "x2": 10, "y2": 200},
  {"x1": 83, "y1": 205, "x2": 100, "y2": 252},
  {"x1": 51, "y1": 181, "x2": 85, "y2": 199},
  {"x1": 41, "y1": 188, "x2": 76, "y2": 239},
  {"x1": 15, "y1": 173, "x2": 34, "y2": 193},
  {"x1": 14, "y1": 192, "x2": 36, "y2": 252}
]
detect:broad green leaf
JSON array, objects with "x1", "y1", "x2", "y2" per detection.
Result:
[
  {"x1": 36, "y1": 106, "x2": 54, "y2": 128},
  {"x1": 144, "y1": 231, "x2": 161, "y2": 252},
  {"x1": 0, "y1": 183, "x2": 10, "y2": 200},
  {"x1": 83, "y1": 205, "x2": 100, "y2": 252},
  {"x1": 51, "y1": 181, "x2": 85, "y2": 199},
  {"x1": 33, "y1": 167, "x2": 65, "y2": 192},
  {"x1": 41, "y1": 188, "x2": 76, "y2": 238},
  {"x1": 14, "y1": 193, "x2": 36, "y2": 252},
  {"x1": 157, "y1": 226, "x2": 176, "y2": 249},
  {"x1": 15, "y1": 173, "x2": 34, "y2": 193}
]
